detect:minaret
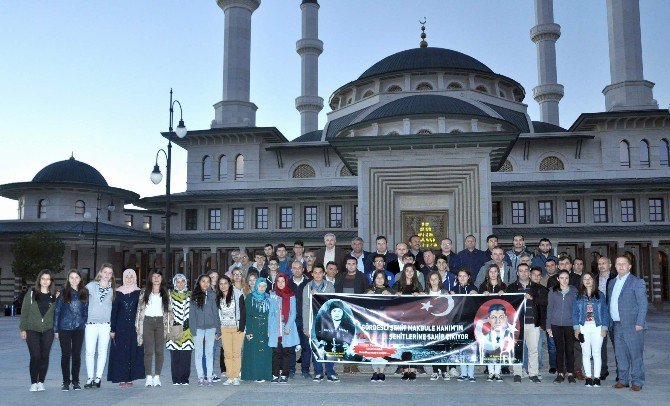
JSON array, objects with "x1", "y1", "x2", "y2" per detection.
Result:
[
  {"x1": 295, "y1": 0, "x2": 323, "y2": 135},
  {"x1": 602, "y1": 0, "x2": 658, "y2": 111},
  {"x1": 530, "y1": 0, "x2": 564, "y2": 126},
  {"x1": 212, "y1": 0, "x2": 260, "y2": 128}
]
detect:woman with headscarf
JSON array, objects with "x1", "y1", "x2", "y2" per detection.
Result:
[
  {"x1": 267, "y1": 273, "x2": 299, "y2": 384},
  {"x1": 107, "y1": 269, "x2": 145, "y2": 387},
  {"x1": 241, "y1": 278, "x2": 272, "y2": 382},
  {"x1": 166, "y1": 273, "x2": 194, "y2": 385}
]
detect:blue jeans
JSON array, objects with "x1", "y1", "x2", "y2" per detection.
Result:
[
  {"x1": 202, "y1": 336, "x2": 220, "y2": 376},
  {"x1": 290, "y1": 322, "x2": 311, "y2": 374},
  {"x1": 194, "y1": 328, "x2": 215, "y2": 380},
  {"x1": 313, "y1": 356, "x2": 335, "y2": 376},
  {"x1": 546, "y1": 331, "x2": 557, "y2": 369},
  {"x1": 460, "y1": 364, "x2": 474, "y2": 378}
]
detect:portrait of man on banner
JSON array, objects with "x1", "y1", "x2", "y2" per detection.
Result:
[
  {"x1": 312, "y1": 299, "x2": 359, "y2": 360},
  {"x1": 474, "y1": 300, "x2": 520, "y2": 364}
]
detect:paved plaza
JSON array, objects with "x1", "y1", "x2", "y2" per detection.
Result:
[{"x1": 1, "y1": 310, "x2": 669, "y2": 406}]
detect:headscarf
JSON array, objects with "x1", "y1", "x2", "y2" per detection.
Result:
[
  {"x1": 274, "y1": 273, "x2": 294, "y2": 324},
  {"x1": 172, "y1": 273, "x2": 188, "y2": 293},
  {"x1": 251, "y1": 277, "x2": 269, "y2": 313},
  {"x1": 116, "y1": 269, "x2": 140, "y2": 295}
]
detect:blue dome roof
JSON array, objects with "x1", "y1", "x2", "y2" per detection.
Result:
[
  {"x1": 358, "y1": 47, "x2": 493, "y2": 80},
  {"x1": 362, "y1": 95, "x2": 489, "y2": 122},
  {"x1": 32, "y1": 157, "x2": 108, "y2": 187}
]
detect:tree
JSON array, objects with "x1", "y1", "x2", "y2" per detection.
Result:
[{"x1": 11, "y1": 228, "x2": 65, "y2": 283}]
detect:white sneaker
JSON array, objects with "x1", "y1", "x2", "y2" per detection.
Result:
[
  {"x1": 29, "y1": 383, "x2": 38, "y2": 392},
  {"x1": 442, "y1": 372, "x2": 451, "y2": 381},
  {"x1": 222, "y1": 378, "x2": 233, "y2": 386},
  {"x1": 153, "y1": 375, "x2": 161, "y2": 387},
  {"x1": 145, "y1": 375, "x2": 154, "y2": 387},
  {"x1": 430, "y1": 373, "x2": 439, "y2": 381},
  {"x1": 36, "y1": 382, "x2": 45, "y2": 391},
  {"x1": 232, "y1": 378, "x2": 240, "y2": 386}
]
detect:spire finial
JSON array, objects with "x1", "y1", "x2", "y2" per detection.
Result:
[
  {"x1": 419, "y1": 18, "x2": 428, "y2": 48},
  {"x1": 70, "y1": 152, "x2": 74, "y2": 160}
]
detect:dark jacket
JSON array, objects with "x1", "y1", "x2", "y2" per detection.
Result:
[
  {"x1": 478, "y1": 281, "x2": 506, "y2": 294},
  {"x1": 456, "y1": 249, "x2": 488, "y2": 281},
  {"x1": 533, "y1": 283, "x2": 549, "y2": 330},
  {"x1": 451, "y1": 283, "x2": 478, "y2": 294},
  {"x1": 19, "y1": 289, "x2": 55, "y2": 333},
  {"x1": 345, "y1": 251, "x2": 374, "y2": 274},
  {"x1": 334, "y1": 271, "x2": 369, "y2": 294},
  {"x1": 439, "y1": 251, "x2": 462, "y2": 272},
  {"x1": 595, "y1": 271, "x2": 616, "y2": 300},
  {"x1": 314, "y1": 247, "x2": 349, "y2": 271},
  {"x1": 506, "y1": 280, "x2": 540, "y2": 326},
  {"x1": 531, "y1": 253, "x2": 560, "y2": 276},
  {"x1": 289, "y1": 276, "x2": 311, "y2": 325},
  {"x1": 546, "y1": 285, "x2": 578, "y2": 330},
  {"x1": 54, "y1": 291, "x2": 88, "y2": 332}
]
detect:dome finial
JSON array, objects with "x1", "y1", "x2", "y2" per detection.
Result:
[
  {"x1": 419, "y1": 17, "x2": 428, "y2": 48},
  {"x1": 70, "y1": 152, "x2": 74, "y2": 160}
]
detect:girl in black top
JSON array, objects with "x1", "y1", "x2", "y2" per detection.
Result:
[
  {"x1": 478, "y1": 264, "x2": 507, "y2": 295},
  {"x1": 450, "y1": 268, "x2": 478, "y2": 295},
  {"x1": 392, "y1": 263, "x2": 423, "y2": 295}
]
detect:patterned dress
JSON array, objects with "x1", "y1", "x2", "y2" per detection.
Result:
[
  {"x1": 166, "y1": 291, "x2": 194, "y2": 350},
  {"x1": 241, "y1": 294, "x2": 272, "y2": 381}
]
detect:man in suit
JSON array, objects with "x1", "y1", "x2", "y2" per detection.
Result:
[
  {"x1": 596, "y1": 255, "x2": 617, "y2": 381},
  {"x1": 314, "y1": 233, "x2": 348, "y2": 271},
  {"x1": 345, "y1": 237, "x2": 373, "y2": 274},
  {"x1": 608, "y1": 256, "x2": 647, "y2": 391},
  {"x1": 374, "y1": 235, "x2": 398, "y2": 265}
]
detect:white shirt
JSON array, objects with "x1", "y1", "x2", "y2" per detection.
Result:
[
  {"x1": 145, "y1": 292, "x2": 163, "y2": 317},
  {"x1": 609, "y1": 272, "x2": 630, "y2": 322},
  {"x1": 324, "y1": 249, "x2": 335, "y2": 265}
]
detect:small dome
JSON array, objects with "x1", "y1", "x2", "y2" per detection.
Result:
[
  {"x1": 358, "y1": 47, "x2": 493, "y2": 80},
  {"x1": 32, "y1": 157, "x2": 108, "y2": 187}
]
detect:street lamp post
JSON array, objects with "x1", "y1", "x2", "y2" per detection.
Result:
[
  {"x1": 151, "y1": 89, "x2": 187, "y2": 279},
  {"x1": 85, "y1": 192, "x2": 115, "y2": 276}
]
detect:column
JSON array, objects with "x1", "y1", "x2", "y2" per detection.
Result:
[
  {"x1": 295, "y1": 0, "x2": 324, "y2": 134},
  {"x1": 531, "y1": 0, "x2": 564, "y2": 125}
]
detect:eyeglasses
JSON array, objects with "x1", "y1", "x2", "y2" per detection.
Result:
[{"x1": 305, "y1": 255, "x2": 314, "y2": 258}]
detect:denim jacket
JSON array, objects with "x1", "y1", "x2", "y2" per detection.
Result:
[
  {"x1": 572, "y1": 292, "x2": 609, "y2": 332},
  {"x1": 54, "y1": 291, "x2": 88, "y2": 332}
]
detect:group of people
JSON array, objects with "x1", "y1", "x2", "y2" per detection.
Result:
[{"x1": 18, "y1": 233, "x2": 648, "y2": 392}]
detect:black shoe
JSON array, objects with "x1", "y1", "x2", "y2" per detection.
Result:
[
  {"x1": 585, "y1": 378, "x2": 593, "y2": 387},
  {"x1": 567, "y1": 375, "x2": 576, "y2": 384},
  {"x1": 379, "y1": 373, "x2": 386, "y2": 381},
  {"x1": 61, "y1": 383, "x2": 69, "y2": 391},
  {"x1": 501, "y1": 366, "x2": 511, "y2": 375},
  {"x1": 401, "y1": 372, "x2": 409, "y2": 381},
  {"x1": 593, "y1": 378, "x2": 601, "y2": 387},
  {"x1": 84, "y1": 380, "x2": 94, "y2": 389},
  {"x1": 327, "y1": 375, "x2": 340, "y2": 382},
  {"x1": 408, "y1": 372, "x2": 416, "y2": 380},
  {"x1": 313, "y1": 374, "x2": 323, "y2": 382},
  {"x1": 599, "y1": 371, "x2": 609, "y2": 381},
  {"x1": 549, "y1": 367, "x2": 557, "y2": 374},
  {"x1": 279, "y1": 376, "x2": 289, "y2": 384},
  {"x1": 553, "y1": 374, "x2": 564, "y2": 384},
  {"x1": 93, "y1": 378, "x2": 101, "y2": 388},
  {"x1": 72, "y1": 382, "x2": 81, "y2": 390},
  {"x1": 529, "y1": 376, "x2": 541, "y2": 384},
  {"x1": 371, "y1": 372, "x2": 379, "y2": 382},
  {"x1": 513, "y1": 375, "x2": 521, "y2": 383}
]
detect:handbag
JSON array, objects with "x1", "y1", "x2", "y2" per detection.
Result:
[{"x1": 165, "y1": 311, "x2": 185, "y2": 342}]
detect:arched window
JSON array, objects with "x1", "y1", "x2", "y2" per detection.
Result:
[
  {"x1": 75, "y1": 200, "x2": 86, "y2": 216},
  {"x1": 475, "y1": 85, "x2": 489, "y2": 94},
  {"x1": 417, "y1": 129, "x2": 432, "y2": 135},
  {"x1": 539, "y1": 156, "x2": 565, "y2": 171},
  {"x1": 386, "y1": 85, "x2": 402, "y2": 93},
  {"x1": 330, "y1": 98, "x2": 340, "y2": 110},
  {"x1": 499, "y1": 91, "x2": 506, "y2": 98},
  {"x1": 619, "y1": 140, "x2": 630, "y2": 168},
  {"x1": 292, "y1": 164, "x2": 316, "y2": 178},
  {"x1": 363, "y1": 90, "x2": 374, "y2": 98},
  {"x1": 218, "y1": 154, "x2": 227, "y2": 180},
  {"x1": 235, "y1": 154, "x2": 245, "y2": 180},
  {"x1": 202, "y1": 155, "x2": 212, "y2": 181},
  {"x1": 386, "y1": 131, "x2": 400, "y2": 136},
  {"x1": 640, "y1": 140, "x2": 650, "y2": 167},
  {"x1": 447, "y1": 82, "x2": 463, "y2": 90},
  {"x1": 513, "y1": 88, "x2": 524, "y2": 102},
  {"x1": 416, "y1": 82, "x2": 433, "y2": 91},
  {"x1": 346, "y1": 98, "x2": 352, "y2": 105},
  {"x1": 661, "y1": 139, "x2": 670, "y2": 167},
  {"x1": 499, "y1": 160, "x2": 513, "y2": 172},
  {"x1": 340, "y1": 166, "x2": 353, "y2": 176},
  {"x1": 37, "y1": 199, "x2": 47, "y2": 219}
]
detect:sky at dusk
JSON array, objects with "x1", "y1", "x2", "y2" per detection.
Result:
[{"x1": 1, "y1": 0, "x2": 668, "y2": 219}]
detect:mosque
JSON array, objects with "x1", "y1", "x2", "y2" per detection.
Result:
[{"x1": 0, "y1": 0, "x2": 668, "y2": 308}]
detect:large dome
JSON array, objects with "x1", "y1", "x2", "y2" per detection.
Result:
[
  {"x1": 358, "y1": 47, "x2": 493, "y2": 80},
  {"x1": 32, "y1": 157, "x2": 108, "y2": 187}
]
